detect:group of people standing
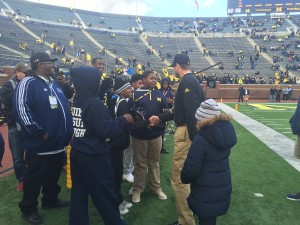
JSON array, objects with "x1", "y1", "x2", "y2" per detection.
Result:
[{"x1": 3, "y1": 52, "x2": 237, "y2": 225}]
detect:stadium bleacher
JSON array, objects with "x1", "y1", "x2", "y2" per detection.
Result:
[{"x1": 0, "y1": 0, "x2": 299, "y2": 83}]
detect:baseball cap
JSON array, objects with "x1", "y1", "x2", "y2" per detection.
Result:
[
  {"x1": 15, "y1": 63, "x2": 31, "y2": 73},
  {"x1": 170, "y1": 53, "x2": 190, "y2": 67},
  {"x1": 30, "y1": 52, "x2": 57, "y2": 66}
]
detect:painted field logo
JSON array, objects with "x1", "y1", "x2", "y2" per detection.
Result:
[{"x1": 249, "y1": 104, "x2": 296, "y2": 111}]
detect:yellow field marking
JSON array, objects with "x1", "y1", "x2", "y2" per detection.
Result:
[{"x1": 249, "y1": 104, "x2": 296, "y2": 110}]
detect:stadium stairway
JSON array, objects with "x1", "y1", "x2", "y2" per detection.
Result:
[
  {"x1": 193, "y1": 37, "x2": 215, "y2": 66},
  {"x1": 82, "y1": 29, "x2": 126, "y2": 66},
  {"x1": 13, "y1": 20, "x2": 83, "y2": 65},
  {"x1": 139, "y1": 34, "x2": 171, "y2": 66}
]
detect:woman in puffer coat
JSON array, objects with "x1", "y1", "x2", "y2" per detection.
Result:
[{"x1": 181, "y1": 99, "x2": 237, "y2": 225}]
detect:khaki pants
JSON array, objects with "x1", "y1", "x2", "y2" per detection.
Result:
[
  {"x1": 171, "y1": 126, "x2": 195, "y2": 225},
  {"x1": 132, "y1": 136, "x2": 162, "y2": 193},
  {"x1": 294, "y1": 135, "x2": 300, "y2": 159}
]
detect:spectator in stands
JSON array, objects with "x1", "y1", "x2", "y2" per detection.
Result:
[
  {"x1": 0, "y1": 63, "x2": 30, "y2": 191},
  {"x1": 80, "y1": 49, "x2": 85, "y2": 60},
  {"x1": 169, "y1": 53, "x2": 203, "y2": 225},
  {"x1": 181, "y1": 99, "x2": 236, "y2": 225},
  {"x1": 86, "y1": 53, "x2": 92, "y2": 65},
  {"x1": 13, "y1": 52, "x2": 73, "y2": 225},
  {"x1": 69, "y1": 66, "x2": 133, "y2": 225}
]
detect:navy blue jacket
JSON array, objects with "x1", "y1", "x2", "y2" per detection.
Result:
[
  {"x1": 70, "y1": 66, "x2": 128, "y2": 155},
  {"x1": 181, "y1": 115, "x2": 237, "y2": 218},
  {"x1": 13, "y1": 75, "x2": 73, "y2": 154},
  {"x1": 290, "y1": 96, "x2": 300, "y2": 135},
  {"x1": 130, "y1": 87, "x2": 168, "y2": 140}
]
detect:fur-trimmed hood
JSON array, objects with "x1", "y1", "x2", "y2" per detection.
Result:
[{"x1": 196, "y1": 114, "x2": 237, "y2": 150}]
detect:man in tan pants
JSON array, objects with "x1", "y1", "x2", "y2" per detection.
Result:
[{"x1": 168, "y1": 53, "x2": 203, "y2": 225}]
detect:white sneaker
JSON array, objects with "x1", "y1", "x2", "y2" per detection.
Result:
[
  {"x1": 121, "y1": 200, "x2": 133, "y2": 209},
  {"x1": 123, "y1": 173, "x2": 134, "y2": 183},
  {"x1": 119, "y1": 204, "x2": 129, "y2": 215}
]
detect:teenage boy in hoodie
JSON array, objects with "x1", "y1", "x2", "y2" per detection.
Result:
[
  {"x1": 69, "y1": 66, "x2": 133, "y2": 225},
  {"x1": 181, "y1": 99, "x2": 237, "y2": 225}
]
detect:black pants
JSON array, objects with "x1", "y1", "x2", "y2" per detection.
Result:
[
  {"x1": 19, "y1": 151, "x2": 64, "y2": 215},
  {"x1": 238, "y1": 95, "x2": 243, "y2": 102},
  {"x1": 198, "y1": 217, "x2": 217, "y2": 225},
  {"x1": 110, "y1": 147, "x2": 124, "y2": 204},
  {"x1": 69, "y1": 149, "x2": 125, "y2": 225}
]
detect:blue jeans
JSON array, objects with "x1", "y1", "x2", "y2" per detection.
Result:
[{"x1": 8, "y1": 126, "x2": 26, "y2": 182}]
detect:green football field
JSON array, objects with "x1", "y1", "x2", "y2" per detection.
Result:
[{"x1": 1, "y1": 104, "x2": 300, "y2": 225}]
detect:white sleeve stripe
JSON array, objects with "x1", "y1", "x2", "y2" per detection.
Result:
[{"x1": 17, "y1": 77, "x2": 41, "y2": 130}]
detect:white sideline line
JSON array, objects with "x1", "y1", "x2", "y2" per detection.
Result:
[
  {"x1": 219, "y1": 103, "x2": 300, "y2": 172},
  {"x1": 259, "y1": 119, "x2": 289, "y2": 121}
]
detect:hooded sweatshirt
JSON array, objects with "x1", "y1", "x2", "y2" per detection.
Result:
[
  {"x1": 181, "y1": 114, "x2": 237, "y2": 218},
  {"x1": 70, "y1": 66, "x2": 128, "y2": 155}
]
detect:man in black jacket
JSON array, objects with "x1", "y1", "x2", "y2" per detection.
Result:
[
  {"x1": 168, "y1": 53, "x2": 203, "y2": 225},
  {"x1": 1, "y1": 63, "x2": 30, "y2": 191}
]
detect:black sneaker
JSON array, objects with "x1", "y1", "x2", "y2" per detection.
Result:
[
  {"x1": 42, "y1": 199, "x2": 70, "y2": 208},
  {"x1": 168, "y1": 221, "x2": 182, "y2": 225},
  {"x1": 286, "y1": 192, "x2": 300, "y2": 201},
  {"x1": 22, "y1": 212, "x2": 43, "y2": 225}
]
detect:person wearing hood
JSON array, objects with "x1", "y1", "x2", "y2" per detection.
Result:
[
  {"x1": 69, "y1": 66, "x2": 133, "y2": 225},
  {"x1": 181, "y1": 99, "x2": 237, "y2": 225}
]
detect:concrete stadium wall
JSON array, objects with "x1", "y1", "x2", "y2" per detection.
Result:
[
  {"x1": 1, "y1": 65, "x2": 299, "y2": 100},
  {"x1": 174, "y1": 81, "x2": 300, "y2": 100},
  {"x1": 0, "y1": 66, "x2": 14, "y2": 87}
]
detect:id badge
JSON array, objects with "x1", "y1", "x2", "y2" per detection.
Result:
[{"x1": 49, "y1": 96, "x2": 58, "y2": 109}]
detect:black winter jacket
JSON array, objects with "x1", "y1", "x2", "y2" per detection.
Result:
[{"x1": 181, "y1": 114, "x2": 237, "y2": 218}]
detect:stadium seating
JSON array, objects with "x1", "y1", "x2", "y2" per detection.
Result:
[{"x1": 0, "y1": 0, "x2": 299, "y2": 83}]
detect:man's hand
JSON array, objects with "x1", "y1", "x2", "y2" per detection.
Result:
[
  {"x1": 123, "y1": 114, "x2": 134, "y2": 123},
  {"x1": 149, "y1": 115, "x2": 160, "y2": 127}
]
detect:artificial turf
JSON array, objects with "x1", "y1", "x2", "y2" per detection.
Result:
[{"x1": 1, "y1": 117, "x2": 300, "y2": 224}]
